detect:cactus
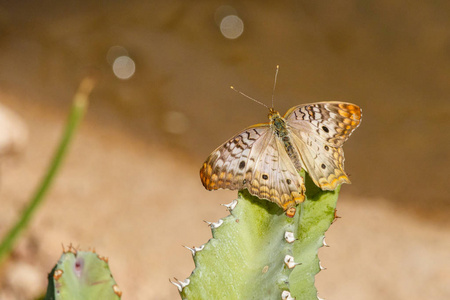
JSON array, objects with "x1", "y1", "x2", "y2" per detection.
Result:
[
  {"x1": 44, "y1": 246, "x2": 122, "y2": 300},
  {"x1": 175, "y1": 170, "x2": 339, "y2": 300}
]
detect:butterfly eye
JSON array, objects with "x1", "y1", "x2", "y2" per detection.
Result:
[
  {"x1": 262, "y1": 174, "x2": 269, "y2": 180},
  {"x1": 239, "y1": 161, "x2": 246, "y2": 169},
  {"x1": 322, "y1": 126, "x2": 329, "y2": 133},
  {"x1": 286, "y1": 179, "x2": 292, "y2": 184},
  {"x1": 324, "y1": 145, "x2": 329, "y2": 151},
  {"x1": 321, "y1": 164, "x2": 326, "y2": 169}
]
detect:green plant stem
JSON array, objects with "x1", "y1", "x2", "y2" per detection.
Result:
[{"x1": 0, "y1": 78, "x2": 95, "y2": 264}]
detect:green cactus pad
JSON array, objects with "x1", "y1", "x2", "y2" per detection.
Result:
[
  {"x1": 45, "y1": 248, "x2": 122, "y2": 300},
  {"x1": 180, "y1": 171, "x2": 339, "y2": 300}
]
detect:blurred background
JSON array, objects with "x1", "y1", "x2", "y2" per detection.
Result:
[{"x1": 0, "y1": 1, "x2": 449, "y2": 299}]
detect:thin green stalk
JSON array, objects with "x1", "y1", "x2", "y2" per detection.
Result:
[{"x1": 0, "y1": 78, "x2": 95, "y2": 264}]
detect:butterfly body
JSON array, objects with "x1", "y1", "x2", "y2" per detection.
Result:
[
  {"x1": 200, "y1": 102, "x2": 362, "y2": 216},
  {"x1": 269, "y1": 109, "x2": 303, "y2": 171}
]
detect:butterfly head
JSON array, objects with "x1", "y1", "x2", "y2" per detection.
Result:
[{"x1": 268, "y1": 108, "x2": 281, "y2": 121}]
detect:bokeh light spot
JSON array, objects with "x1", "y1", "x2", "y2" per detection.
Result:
[
  {"x1": 112, "y1": 56, "x2": 135, "y2": 80},
  {"x1": 220, "y1": 15, "x2": 244, "y2": 39}
]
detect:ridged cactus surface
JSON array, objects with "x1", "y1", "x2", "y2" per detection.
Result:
[
  {"x1": 178, "y1": 172, "x2": 339, "y2": 300},
  {"x1": 45, "y1": 246, "x2": 122, "y2": 300}
]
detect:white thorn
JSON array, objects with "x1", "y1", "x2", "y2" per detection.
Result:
[
  {"x1": 169, "y1": 277, "x2": 190, "y2": 292},
  {"x1": 178, "y1": 278, "x2": 190, "y2": 288},
  {"x1": 281, "y1": 290, "x2": 296, "y2": 300},
  {"x1": 284, "y1": 255, "x2": 301, "y2": 269},
  {"x1": 284, "y1": 231, "x2": 295, "y2": 243},
  {"x1": 319, "y1": 261, "x2": 326, "y2": 270},
  {"x1": 204, "y1": 219, "x2": 223, "y2": 229},
  {"x1": 212, "y1": 219, "x2": 224, "y2": 228},
  {"x1": 169, "y1": 278, "x2": 182, "y2": 292},
  {"x1": 194, "y1": 244, "x2": 205, "y2": 252},
  {"x1": 322, "y1": 237, "x2": 329, "y2": 247},
  {"x1": 221, "y1": 199, "x2": 238, "y2": 210},
  {"x1": 183, "y1": 245, "x2": 196, "y2": 255}
]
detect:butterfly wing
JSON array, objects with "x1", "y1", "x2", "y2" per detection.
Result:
[
  {"x1": 200, "y1": 125, "x2": 270, "y2": 192},
  {"x1": 284, "y1": 102, "x2": 362, "y2": 190},
  {"x1": 200, "y1": 124, "x2": 304, "y2": 210},
  {"x1": 245, "y1": 127, "x2": 305, "y2": 210}
]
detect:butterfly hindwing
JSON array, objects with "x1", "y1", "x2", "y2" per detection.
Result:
[
  {"x1": 289, "y1": 131, "x2": 349, "y2": 190},
  {"x1": 244, "y1": 129, "x2": 305, "y2": 209}
]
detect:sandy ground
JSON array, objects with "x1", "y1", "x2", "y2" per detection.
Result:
[
  {"x1": 0, "y1": 1, "x2": 449, "y2": 299},
  {"x1": 0, "y1": 95, "x2": 448, "y2": 300}
]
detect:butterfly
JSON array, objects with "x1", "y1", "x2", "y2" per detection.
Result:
[{"x1": 200, "y1": 70, "x2": 362, "y2": 217}]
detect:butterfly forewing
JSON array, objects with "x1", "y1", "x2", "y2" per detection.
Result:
[{"x1": 284, "y1": 102, "x2": 362, "y2": 147}]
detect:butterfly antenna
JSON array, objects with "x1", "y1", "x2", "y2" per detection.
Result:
[
  {"x1": 271, "y1": 65, "x2": 279, "y2": 109},
  {"x1": 230, "y1": 86, "x2": 269, "y2": 109}
]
